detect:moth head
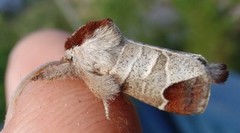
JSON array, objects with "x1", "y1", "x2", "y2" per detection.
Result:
[{"x1": 65, "y1": 18, "x2": 122, "y2": 50}]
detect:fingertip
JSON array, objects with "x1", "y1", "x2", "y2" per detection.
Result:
[{"x1": 3, "y1": 78, "x2": 141, "y2": 133}]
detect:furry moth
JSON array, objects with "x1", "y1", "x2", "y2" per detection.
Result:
[{"x1": 13, "y1": 18, "x2": 228, "y2": 119}]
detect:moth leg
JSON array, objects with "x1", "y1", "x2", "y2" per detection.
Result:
[
  {"x1": 8, "y1": 60, "x2": 74, "y2": 120},
  {"x1": 82, "y1": 71, "x2": 120, "y2": 119},
  {"x1": 103, "y1": 100, "x2": 110, "y2": 119}
]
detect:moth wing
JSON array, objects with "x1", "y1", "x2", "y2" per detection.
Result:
[
  {"x1": 124, "y1": 76, "x2": 211, "y2": 115},
  {"x1": 119, "y1": 42, "x2": 212, "y2": 115}
]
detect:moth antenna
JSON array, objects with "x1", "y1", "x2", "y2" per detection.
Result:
[
  {"x1": 207, "y1": 63, "x2": 229, "y2": 83},
  {"x1": 7, "y1": 61, "x2": 73, "y2": 124}
]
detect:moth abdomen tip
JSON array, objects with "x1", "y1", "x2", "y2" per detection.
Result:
[{"x1": 208, "y1": 63, "x2": 229, "y2": 83}]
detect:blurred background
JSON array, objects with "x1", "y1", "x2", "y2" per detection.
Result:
[{"x1": 0, "y1": 0, "x2": 239, "y2": 132}]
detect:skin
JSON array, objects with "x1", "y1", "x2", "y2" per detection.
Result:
[{"x1": 2, "y1": 29, "x2": 141, "y2": 133}]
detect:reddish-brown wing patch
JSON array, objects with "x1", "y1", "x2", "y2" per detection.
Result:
[
  {"x1": 163, "y1": 77, "x2": 209, "y2": 114},
  {"x1": 65, "y1": 18, "x2": 113, "y2": 50}
]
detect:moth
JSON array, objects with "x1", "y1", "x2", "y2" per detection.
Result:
[{"x1": 12, "y1": 18, "x2": 228, "y2": 119}]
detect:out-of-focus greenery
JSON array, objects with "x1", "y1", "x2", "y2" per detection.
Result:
[
  {"x1": 0, "y1": 0, "x2": 239, "y2": 123},
  {"x1": 172, "y1": 0, "x2": 238, "y2": 66}
]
